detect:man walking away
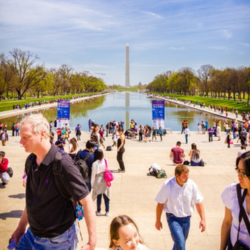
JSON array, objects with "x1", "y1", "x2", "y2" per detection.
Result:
[
  {"x1": 208, "y1": 126, "x2": 213, "y2": 142},
  {"x1": 75, "y1": 140, "x2": 95, "y2": 192},
  {"x1": 184, "y1": 126, "x2": 190, "y2": 144},
  {"x1": 155, "y1": 165, "x2": 206, "y2": 250}
]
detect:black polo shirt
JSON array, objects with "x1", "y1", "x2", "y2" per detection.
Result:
[{"x1": 25, "y1": 144, "x2": 89, "y2": 238}]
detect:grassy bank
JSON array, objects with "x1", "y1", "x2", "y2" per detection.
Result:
[
  {"x1": 0, "y1": 93, "x2": 99, "y2": 112},
  {"x1": 152, "y1": 92, "x2": 250, "y2": 113}
]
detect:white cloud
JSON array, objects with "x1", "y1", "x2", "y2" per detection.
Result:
[
  {"x1": 221, "y1": 29, "x2": 232, "y2": 39},
  {"x1": 0, "y1": 0, "x2": 115, "y2": 31},
  {"x1": 142, "y1": 11, "x2": 163, "y2": 19},
  {"x1": 240, "y1": 42, "x2": 250, "y2": 47},
  {"x1": 209, "y1": 46, "x2": 228, "y2": 50},
  {"x1": 169, "y1": 46, "x2": 185, "y2": 50}
]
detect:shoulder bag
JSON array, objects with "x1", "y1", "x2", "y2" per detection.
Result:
[
  {"x1": 233, "y1": 184, "x2": 250, "y2": 250},
  {"x1": 104, "y1": 158, "x2": 114, "y2": 187}
]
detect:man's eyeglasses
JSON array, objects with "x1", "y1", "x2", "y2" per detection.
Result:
[{"x1": 235, "y1": 168, "x2": 248, "y2": 178}]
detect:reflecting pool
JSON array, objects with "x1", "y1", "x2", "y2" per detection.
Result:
[{"x1": 0, "y1": 92, "x2": 227, "y2": 131}]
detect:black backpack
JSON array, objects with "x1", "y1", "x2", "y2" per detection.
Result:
[
  {"x1": 75, "y1": 150, "x2": 93, "y2": 181},
  {"x1": 7, "y1": 167, "x2": 13, "y2": 177},
  {"x1": 106, "y1": 146, "x2": 112, "y2": 151}
]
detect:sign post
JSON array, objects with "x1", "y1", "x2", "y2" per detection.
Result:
[
  {"x1": 152, "y1": 100, "x2": 165, "y2": 129},
  {"x1": 57, "y1": 101, "x2": 70, "y2": 128}
]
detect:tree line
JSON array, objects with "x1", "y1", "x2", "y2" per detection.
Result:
[
  {"x1": 0, "y1": 48, "x2": 107, "y2": 100},
  {"x1": 147, "y1": 65, "x2": 250, "y2": 101}
]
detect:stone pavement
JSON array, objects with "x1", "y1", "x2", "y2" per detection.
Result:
[{"x1": 0, "y1": 128, "x2": 240, "y2": 250}]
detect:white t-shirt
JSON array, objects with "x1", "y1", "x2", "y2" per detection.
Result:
[
  {"x1": 184, "y1": 128, "x2": 190, "y2": 135},
  {"x1": 68, "y1": 144, "x2": 77, "y2": 154},
  {"x1": 221, "y1": 183, "x2": 250, "y2": 248},
  {"x1": 237, "y1": 150, "x2": 247, "y2": 157},
  {"x1": 155, "y1": 177, "x2": 203, "y2": 217}
]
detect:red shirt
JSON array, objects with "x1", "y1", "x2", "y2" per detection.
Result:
[
  {"x1": 0, "y1": 158, "x2": 9, "y2": 173},
  {"x1": 171, "y1": 147, "x2": 184, "y2": 164}
]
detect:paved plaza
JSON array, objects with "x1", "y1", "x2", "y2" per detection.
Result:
[{"x1": 0, "y1": 128, "x2": 240, "y2": 250}]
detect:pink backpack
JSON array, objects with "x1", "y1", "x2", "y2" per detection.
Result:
[{"x1": 104, "y1": 159, "x2": 114, "y2": 187}]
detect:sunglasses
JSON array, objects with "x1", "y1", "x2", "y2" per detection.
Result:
[{"x1": 235, "y1": 168, "x2": 248, "y2": 178}]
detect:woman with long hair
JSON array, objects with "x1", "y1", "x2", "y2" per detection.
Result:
[
  {"x1": 220, "y1": 152, "x2": 250, "y2": 249},
  {"x1": 117, "y1": 128, "x2": 125, "y2": 173},
  {"x1": 90, "y1": 124, "x2": 100, "y2": 150},
  {"x1": 91, "y1": 149, "x2": 110, "y2": 216},
  {"x1": 188, "y1": 143, "x2": 201, "y2": 166},
  {"x1": 68, "y1": 137, "x2": 78, "y2": 160}
]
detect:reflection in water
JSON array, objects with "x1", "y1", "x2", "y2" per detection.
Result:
[
  {"x1": 125, "y1": 92, "x2": 130, "y2": 130},
  {"x1": 0, "y1": 93, "x2": 227, "y2": 131}
]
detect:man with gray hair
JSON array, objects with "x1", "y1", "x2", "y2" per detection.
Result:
[{"x1": 11, "y1": 114, "x2": 96, "y2": 250}]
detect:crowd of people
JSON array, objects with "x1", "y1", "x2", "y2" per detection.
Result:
[{"x1": 1, "y1": 109, "x2": 250, "y2": 249}]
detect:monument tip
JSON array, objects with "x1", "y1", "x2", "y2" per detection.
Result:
[{"x1": 126, "y1": 43, "x2": 129, "y2": 46}]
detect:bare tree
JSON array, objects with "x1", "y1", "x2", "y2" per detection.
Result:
[
  {"x1": 198, "y1": 65, "x2": 214, "y2": 96},
  {"x1": 3, "y1": 48, "x2": 46, "y2": 99}
]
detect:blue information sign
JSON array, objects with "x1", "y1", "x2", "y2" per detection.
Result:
[
  {"x1": 152, "y1": 100, "x2": 165, "y2": 129},
  {"x1": 57, "y1": 101, "x2": 70, "y2": 128}
]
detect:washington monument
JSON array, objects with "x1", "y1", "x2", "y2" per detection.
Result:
[{"x1": 125, "y1": 43, "x2": 130, "y2": 87}]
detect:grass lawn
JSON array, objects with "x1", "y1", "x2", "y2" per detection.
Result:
[
  {"x1": 0, "y1": 93, "x2": 99, "y2": 112},
  {"x1": 152, "y1": 92, "x2": 250, "y2": 113}
]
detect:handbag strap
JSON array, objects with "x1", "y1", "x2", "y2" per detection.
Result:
[
  {"x1": 104, "y1": 158, "x2": 108, "y2": 170},
  {"x1": 236, "y1": 183, "x2": 250, "y2": 240}
]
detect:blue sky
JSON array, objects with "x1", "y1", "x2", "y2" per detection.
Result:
[{"x1": 0, "y1": 0, "x2": 249, "y2": 86}]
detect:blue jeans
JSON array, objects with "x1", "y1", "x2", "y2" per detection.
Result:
[
  {"x1": 185, "y1": 134, "x2": 188, "y2": 143},
  {"x1": 97, "y1": 194, "x2": 110, "y2": 213},
  {"x1": 86, "y1": 181, "x2": 91, "y2": 192},
  {"x1": 166, "y1": 213, "x2": 191, "y2": 250},
  {"x1": 190, "y1": 161, "x2": 200, "y2": 166},
  {"x1": 16, "y1": 222, "x2": 78, "y2": 250}
]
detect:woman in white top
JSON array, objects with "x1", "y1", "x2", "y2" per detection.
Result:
[
  {"x1": 68, "y1": 137, "x2": 78, "y2": 160},
  {"x1": 108, "y1": 215, "x2": 149, "y2": 250},
  {"x1": 220, "y1": 151, "x2": 250, "y2": 249},
  {"x1": 91, "y1": 149, "x2": 110, "y2": 216}
]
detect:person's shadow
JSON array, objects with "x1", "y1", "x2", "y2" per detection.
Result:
[
  {"x1": 9, "y1": 193, "x2": 25, "y2": 199},
  {"x1": 0, "y1": 210, "x2": 23, "y2": 220}
]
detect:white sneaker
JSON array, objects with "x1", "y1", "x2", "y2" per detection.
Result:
[
  {"x1": 105, "y1": 212, "x2": 110, "y2": 216},
  {"x1": 96, "y1": 211, "x2": 102, "y2": 216}
]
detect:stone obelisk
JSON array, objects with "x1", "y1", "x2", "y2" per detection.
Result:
[{"x1": 125, "y1": 43, "x2": 130, "y2": 88}]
